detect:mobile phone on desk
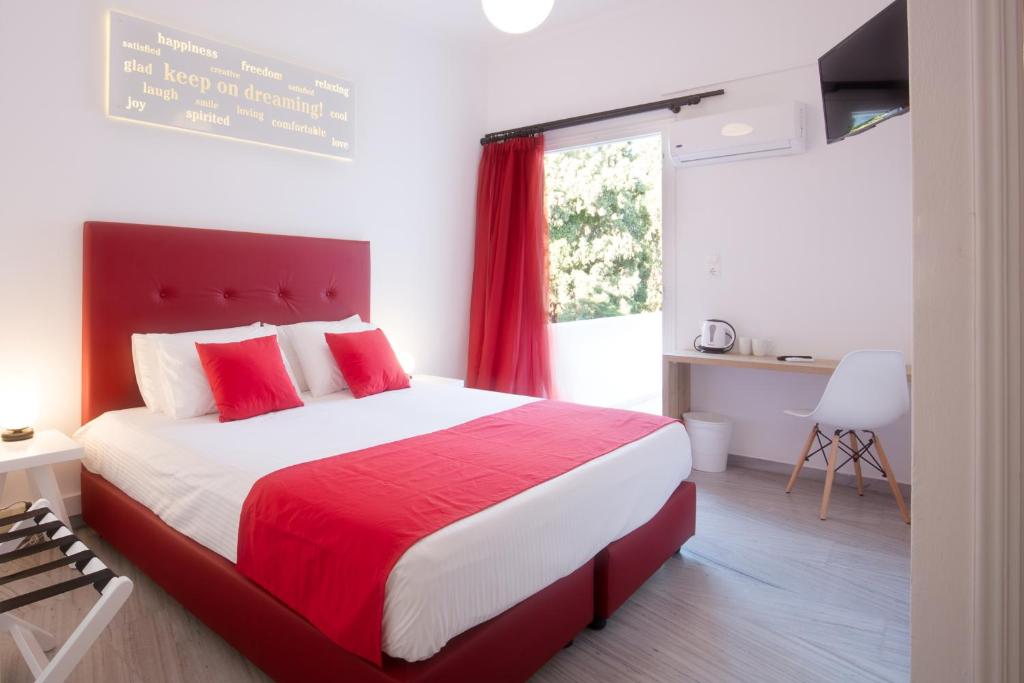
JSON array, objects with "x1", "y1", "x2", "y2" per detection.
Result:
[{"x1": 777, "y1": 355, "x2": 815, "y2": 362}]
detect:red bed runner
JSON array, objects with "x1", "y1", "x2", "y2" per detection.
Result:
[{"x1": 236, "y1": 400, "x2": 676, "y2": 665}]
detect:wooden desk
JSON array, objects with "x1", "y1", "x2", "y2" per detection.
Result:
[{"x1": 663, "y1": 350, "x2": 911, "y2": 418}]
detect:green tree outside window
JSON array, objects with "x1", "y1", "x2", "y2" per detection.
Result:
[{"x1": 545, "y1": 136, "x2": 663, "y2": 323}]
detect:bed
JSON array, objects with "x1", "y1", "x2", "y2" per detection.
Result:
[{"x1": 79, "y1": 221, "x2": 697, "y2": 682}]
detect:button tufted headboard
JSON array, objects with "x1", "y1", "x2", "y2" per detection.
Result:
[{"x1": 82, "y1": 221, "x2": 370, "y2": 423}]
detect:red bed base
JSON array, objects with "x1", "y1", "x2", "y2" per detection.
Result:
[
  {"x1": 595, "y1": 480, "x2": 696, "y2": 622},
  {"x1": 82, "y1": 468, "x2": 695, "y2": 682},
  {"x1": 82, "y1": 468, "x2": 593, "y2": 682}
]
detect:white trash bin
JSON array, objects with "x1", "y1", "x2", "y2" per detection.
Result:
[{"x1": 683, "y1": 412, "x2": 733, "y2": 473}]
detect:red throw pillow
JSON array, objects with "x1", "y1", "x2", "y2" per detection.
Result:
[
  {"x1": 324, "y1": 329, "x2": 410, "y2": 399},
  {"x1": 196, "y1": 335, "x2": 304, "y2": 422}
]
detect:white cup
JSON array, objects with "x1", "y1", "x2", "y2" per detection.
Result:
[
  {"x1": 737, "y1": 337, "x2": 752, "y2": 355},
  {"x1": 752, "y1": 338, "x2": 774, "y2": 357}
]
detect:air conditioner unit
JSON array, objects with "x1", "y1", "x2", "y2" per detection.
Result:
[{"x1": 668, "y1": 102, "x2": 806, "y2": 167}]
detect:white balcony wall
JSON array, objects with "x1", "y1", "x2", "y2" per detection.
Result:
[{"x1": 550, "y1": 312, "x2": 661, "y2": 411}]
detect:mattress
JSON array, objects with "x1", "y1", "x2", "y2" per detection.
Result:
[{"x1": 76, "y1": 380, "x2": 692, "y2": 662}]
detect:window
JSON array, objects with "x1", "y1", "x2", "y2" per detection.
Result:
[
  {"x1": 544, "y1": 133, "x2": 663, "y2": 412},
  {"x1": 544, "y1": 134, "x2": 663, "y2": 323}
]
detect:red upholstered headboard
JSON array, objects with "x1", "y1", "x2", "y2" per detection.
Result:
[{"x1": 82, "y1": 222, "x2": 370, "y2": 423}]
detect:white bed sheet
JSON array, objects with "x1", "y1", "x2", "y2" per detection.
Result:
[{"x1": 76, "y1": 381, "x2": 692, "y2": 662}]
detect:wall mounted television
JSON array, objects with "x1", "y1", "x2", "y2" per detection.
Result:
[{"x1": 819, "y1": 0, "x2": 908, "y2": 144}]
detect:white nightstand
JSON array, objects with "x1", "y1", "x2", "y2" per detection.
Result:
[{"x1": 0, "y1": 429, "x2": 80, "y2": 525}]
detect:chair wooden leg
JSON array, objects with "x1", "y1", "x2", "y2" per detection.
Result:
[
  {"x1": 872, "y1": 433, "x2": 910, "y2": 524},
  {"x1": 786, "y1": 423, "x2": 819, "y2": 493},
  {"x1": 819, "y1": 432, "x2": 841, "y2": 520},
  {"x1": 850, "y1": 431, "x2": 864, "y2": 496}
]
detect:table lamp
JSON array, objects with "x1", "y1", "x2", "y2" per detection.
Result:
[
  {"x1": 396, "y1": 349, "x2": 416, "y2": 377},
  {"x1": 0, "y1": 382, "x2": 38, "y2": 442}
]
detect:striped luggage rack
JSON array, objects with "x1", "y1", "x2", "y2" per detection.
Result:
[{"x1": 0, "y1": 499, "x2": 133, "y2": 682}]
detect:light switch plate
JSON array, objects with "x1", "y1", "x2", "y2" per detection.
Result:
[{"x1": 705, "y1": 253, "x2": 722, "y2": 278}]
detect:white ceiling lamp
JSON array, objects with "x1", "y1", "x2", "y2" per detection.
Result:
[{"x1": 482, "y1": 0, "x2": 555, "y2": 34}]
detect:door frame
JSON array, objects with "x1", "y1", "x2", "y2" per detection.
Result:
[{"x1": 909, "y1": 0, "x2": 1023, "y2": 680}]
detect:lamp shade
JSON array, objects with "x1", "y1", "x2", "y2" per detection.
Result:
[
  {"x1": 482, "y1": 0, "x2": 554, "y2": 34},
  {"x1": 396, "y1": 349, "x2": 416, "y2": 375},
  {"x1": 0, "y1": 380, "x2": 38, "y2": 429}
]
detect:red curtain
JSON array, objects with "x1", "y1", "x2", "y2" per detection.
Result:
[{"x1": 466, "y1": 135, "x2": 554, "y2": 398}]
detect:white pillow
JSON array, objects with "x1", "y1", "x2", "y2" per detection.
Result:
[
  {"x1": 152, "y1": 323, "x2": 276, "y2": 420},
  {"x1": 130, "y1": 334, "x2": 163, "y2": 412},
  {"x1": 288, "y1": 317, "x2": 375, "y2": 397},
  {"x1": 259, "y1": 324, "x2": 304, "y2": 391},
  {"x1": 275, "y1": 315, "x2": 360, "y2": 393}
]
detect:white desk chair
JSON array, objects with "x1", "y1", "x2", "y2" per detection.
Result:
[{"x1": 784, "y1": 350, "x2": 910, "y2": 523}]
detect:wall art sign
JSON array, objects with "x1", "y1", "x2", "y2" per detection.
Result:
[{"x1": 108, "y1": 11, "x2": 355, "y2": 160}]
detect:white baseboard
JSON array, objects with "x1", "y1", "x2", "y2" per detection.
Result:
[
  {"x1": 64, "y1": 491, "x2": 82, "y2": 519},
  {"x1": 728, "y1": 453, "x2": 912, "y2": 499}
]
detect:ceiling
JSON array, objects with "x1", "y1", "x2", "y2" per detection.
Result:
[{"x1": 370, "y1": 0, "x2": 645, "y2": 45}]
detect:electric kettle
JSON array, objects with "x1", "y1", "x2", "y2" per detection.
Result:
[{"x1": 693, "y1": 319, "x2": 736, "y2": 354}]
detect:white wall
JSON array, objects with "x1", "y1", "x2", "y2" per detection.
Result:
[
  {"x1": 676, "y1": 68, "x2": 912, "y2": 483},
  {"x1": 0, "y1": 0, "x2": 485, "y2": 510},
  {"x1": 485, "y1": 0, "x2": 899, "y2": 131},
  {"x1": 486, "y1": 0, "x2": 913, "y2": 481}
]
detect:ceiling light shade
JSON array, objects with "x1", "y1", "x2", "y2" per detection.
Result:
[
  {"x1": 482, "y1": 0, "x2": 555, "y2": 34},
  {"x1": 720, "y1": 123, "x2": 754, "y2": 137}
]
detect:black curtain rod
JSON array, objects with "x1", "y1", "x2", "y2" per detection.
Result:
[{"x1": 479, "y1": 89, "x2": 725, "y2": 145}]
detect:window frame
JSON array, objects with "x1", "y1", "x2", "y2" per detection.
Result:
[{"x1": 543, "y1": 119, "x2": 676, "y2": 352}]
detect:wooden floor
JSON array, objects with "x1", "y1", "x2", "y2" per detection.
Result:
[
  {"x1": 534, "y1": 469, "x2": 911, "y2": 682},
  {"x1": 0, "y1": 467, "x2": 910, "y2": 682}
]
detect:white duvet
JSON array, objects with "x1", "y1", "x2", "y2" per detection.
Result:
[{"x1": 76, "y1": 381, "x2": 691, "y2": 662}]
